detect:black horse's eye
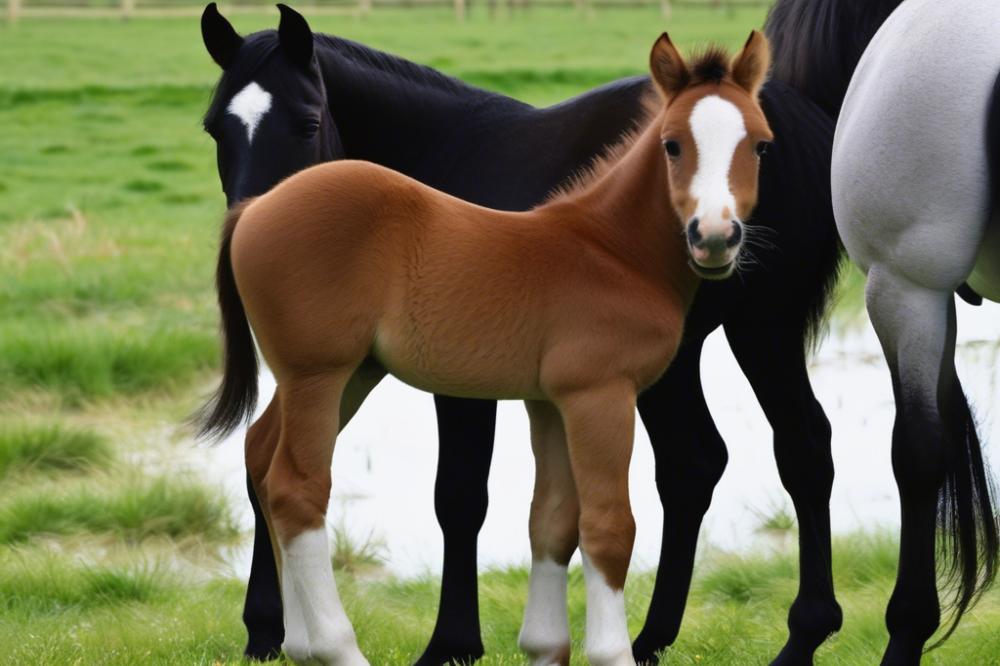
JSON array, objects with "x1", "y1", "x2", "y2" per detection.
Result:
[
  {"x1": 297, "y1": 119, "x2": 321, "y2": 137},
  {"x1": 755, "y1": 140, "x2": 772, "y2": 157},
  {"x1": 664, "y1": 140, "x2": 681, "y2": 158}
]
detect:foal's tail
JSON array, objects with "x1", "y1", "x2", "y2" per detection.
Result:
[{"x1": 195, "y1": 199, "x2": 260, "y2": 441}]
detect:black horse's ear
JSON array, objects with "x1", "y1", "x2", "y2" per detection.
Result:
[
  {"x1": 277, "y1": 4, "x2": 314, "y2": 68},
  {"x1": 202, "y1": 3, "x2": 243, "y2": 70}
]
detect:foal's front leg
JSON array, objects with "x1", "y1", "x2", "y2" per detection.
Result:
[
  {"x1": 558, "y1": 384, "x2": 638, "y2": 666},
  {"x1": 519, "y1": 400, "x2": 579, "y2": 665},
  {"x1": 265, "y1": 373, "x2": 368, "y2": 666}
]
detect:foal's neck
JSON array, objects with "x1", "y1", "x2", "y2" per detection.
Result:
[{"x1": 558, "y1": 117, "x2": 695, "y2": 297}]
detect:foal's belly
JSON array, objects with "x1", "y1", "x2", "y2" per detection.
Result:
[{"x1": 372, "y1": 310, "x2": 547, "y2": 401}]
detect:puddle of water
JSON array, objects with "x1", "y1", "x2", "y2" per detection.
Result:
[{"x1": 194, "y1": 301, "x2": 1000, "y2": 580}]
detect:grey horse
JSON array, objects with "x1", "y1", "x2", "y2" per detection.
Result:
[{"x1": 832, "y1": 0, "x2": 1000, "y2": 663}]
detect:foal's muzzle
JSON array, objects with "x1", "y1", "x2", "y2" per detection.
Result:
[{"x1": 686, "y1": 217, "x2": 743, "y2": 280}]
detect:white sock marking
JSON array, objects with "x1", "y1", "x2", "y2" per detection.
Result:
[
  {"x1": 582, "y1": 553, "x2": 634, "y2": 666},
  {"x1": 280, "y1": 528, "x2": 369, "y2": 666},
  {"x1": 688, "y1": 95, "x2": 746, "y2": 233},
  {"x1": 227, "y1": 81, "x2": 273, "y2": 145},
  {"x1": 519, "y1": 559, "x2": 570, "y2": 664}
]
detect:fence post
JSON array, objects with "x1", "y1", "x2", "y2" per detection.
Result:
[
  {"x1": 122, "y1": 0, "x2": 135, "y2": 19},
  {"x1": 659, "y1": 0, "x2": 671, "y2": 19},
  {"x1": 7, "y1": 0, "x2": 21, "y2": 23},
  {"x1": 454, "y1": 0, "x2": 465, "y2": 21},
  {"x1": 358, "y1": 0, "x2": 372, "y2": 17}
]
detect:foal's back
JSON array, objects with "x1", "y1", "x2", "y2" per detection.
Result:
[{"x1": 231, "y1": 160, "x2": 681, "y2": 398}]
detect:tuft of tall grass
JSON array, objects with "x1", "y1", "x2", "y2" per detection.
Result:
[
  {"x1": 0, "y1": 325, "x2": 218, "y2": 404},
  {"x1": 331, "y1": 523, "x2": 387, "y2": 575},
  {"x1": 0, "y1": 424, "x2": 112, "y2": 477},
  {"x1": 0, "y1": 476, "x2": 239, "y2": 545},
  {"x1": 0, "y1": 552, "x2": 170, "y2": 614}
]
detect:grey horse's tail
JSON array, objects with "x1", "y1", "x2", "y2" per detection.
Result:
[
  {"x1": 931, "y1": 65, "x2": 1000, "y2": 645},
  {"x1": 194, "y1": 199, "x2": 260, "y2": 441}
]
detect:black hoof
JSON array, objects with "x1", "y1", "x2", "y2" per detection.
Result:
[
  {"x1": 244, "y1": 638, "x2": 282, "y2": 662},
  {"x1": 632, "y1": 631, "x2": 668, "y2": 665},
  {"x1": 413, "y1": 639, "x2": 485, "y2": 666}
]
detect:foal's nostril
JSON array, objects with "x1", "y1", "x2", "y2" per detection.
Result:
[
  {"x1": 687, "y1": 219, "x2": 703, "y2": 246},
  {"x1": 726, "y1": 221, "x2": 743, "y2": 248}
]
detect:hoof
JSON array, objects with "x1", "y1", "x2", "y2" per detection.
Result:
[{"x1": 413, "y1": 638, "x2": 485, "y2": 666}]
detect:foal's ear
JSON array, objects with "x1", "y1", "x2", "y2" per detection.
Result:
[
  {"x1": 650, "y1": 33, "x2": 690, "y2": 102},
  {"x1": 201, "y1": 3, "x2": 243, "y2": 70},
  {"x1": 730, "y1": 30, "x2": 770, "y2": 98},
  {"x1": 277, "y1": 4, "x2": 315, "y2": 69}
]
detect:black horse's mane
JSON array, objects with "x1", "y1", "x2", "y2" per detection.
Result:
[
  {"x1": 316, "y1": 33, "x2": 479, "y2": 98},
  {"x1": 764, "y1": 0, "x2": 904, "y2": 117},
  {"x1": 203, "y1": 29, "x2": 490, "y2": 130}
]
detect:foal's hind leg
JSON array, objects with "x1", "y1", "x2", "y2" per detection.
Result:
[
  {"x1": 723, "y1": 315, "x2": 842, "y2": 665},
  {"x1": 266, "y1": 372, "x2": 369, "y2": 666},
  {"x1": 519, "y1": 400, "x2": 578, "y2": 666},
  {"x1": 557, "y1": 384, "x2": 638, "y2": 666},
  {"x1": 243, "y1": 363, "x2": 385, "y2": 663}
]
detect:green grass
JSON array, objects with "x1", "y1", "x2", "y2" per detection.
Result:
[
  {"x1": 0, "y1": 476, "x2": 240, "y2": 544},
  {"x1": 0, "y1": 533, "x2": 997, "y2": 664},
  {"x1": 0, "y1": 424, "x2": 112, "y2": 477},
  {"x1": 0, "y1": 551, "x2": 171, "y2": 614}
]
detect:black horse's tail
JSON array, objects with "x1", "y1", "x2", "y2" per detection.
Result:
[
  {"x1": 932, "y1": 66, "x2": 1000, "y2": 645},
  {"x1": 196, "y1": 199, "x2": 259, "y2": 441}
]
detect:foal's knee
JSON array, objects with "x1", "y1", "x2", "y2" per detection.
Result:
[
  {"x1": 529, "y1": 494, "x2": 580, "y2": 565},
  {"x1": 266, "y1": 476, "x2": 329, "y2": 540},
  {"x1": 579, "y1": 508, "x2": 636, "y2": 590}
]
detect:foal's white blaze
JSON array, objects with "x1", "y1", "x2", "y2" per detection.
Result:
[
  {"x1": 227, "y1": 82, "x2": 273, "y2": 145},
  {"x1": 688, "y1": 95, "x2": 746, "y2": 235},
  {"x1": 519, "y1": 559, "x2": 570, "y2": 664},
  {"x1": 582, "y1": 554, "x2": 635, "y2": 666},
  {"x1": 280, "y1": 528, "x2": 369, "y2": 666}
]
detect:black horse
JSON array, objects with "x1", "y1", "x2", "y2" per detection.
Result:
[{"x1": 201, "y1": 2, "x2": 995, "y2": 664}]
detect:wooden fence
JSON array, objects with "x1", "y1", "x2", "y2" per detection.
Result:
[{"x1": 4, "y1": 0, "x2": 767, "y2": 22}]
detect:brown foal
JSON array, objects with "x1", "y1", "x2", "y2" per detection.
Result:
[{"x1": 205, "y1": 32, "x2": 772, "y2": 666}]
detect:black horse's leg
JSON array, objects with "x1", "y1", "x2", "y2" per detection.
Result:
[
  {"x1": 723, "y1": 316, "x2": 842, "y2": 665},
  {"x1": 416, "y1": 395, "x2": 497, "y2": 666},
  {"x1": 243, "y1": 471, "x2": 285, "y2": 661},
  {"x1": 632, "y1": 337, "x2": 729, "y2": 664}
]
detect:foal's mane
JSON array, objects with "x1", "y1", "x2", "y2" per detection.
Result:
[{"x1": 545, "y1": 48, "x2": 731, "y2": 206}]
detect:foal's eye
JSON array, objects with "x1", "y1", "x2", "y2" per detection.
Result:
[
  {"x1": 664, "y1": 140, "x2": 681, "y2": 158},
  {"x1": 755, "y1": 141, "x2": 772, "y2": 157}
]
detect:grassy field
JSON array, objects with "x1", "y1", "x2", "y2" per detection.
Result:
[{"x1": 1, "y1": 6, "x2": 995, "y2": 665}]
